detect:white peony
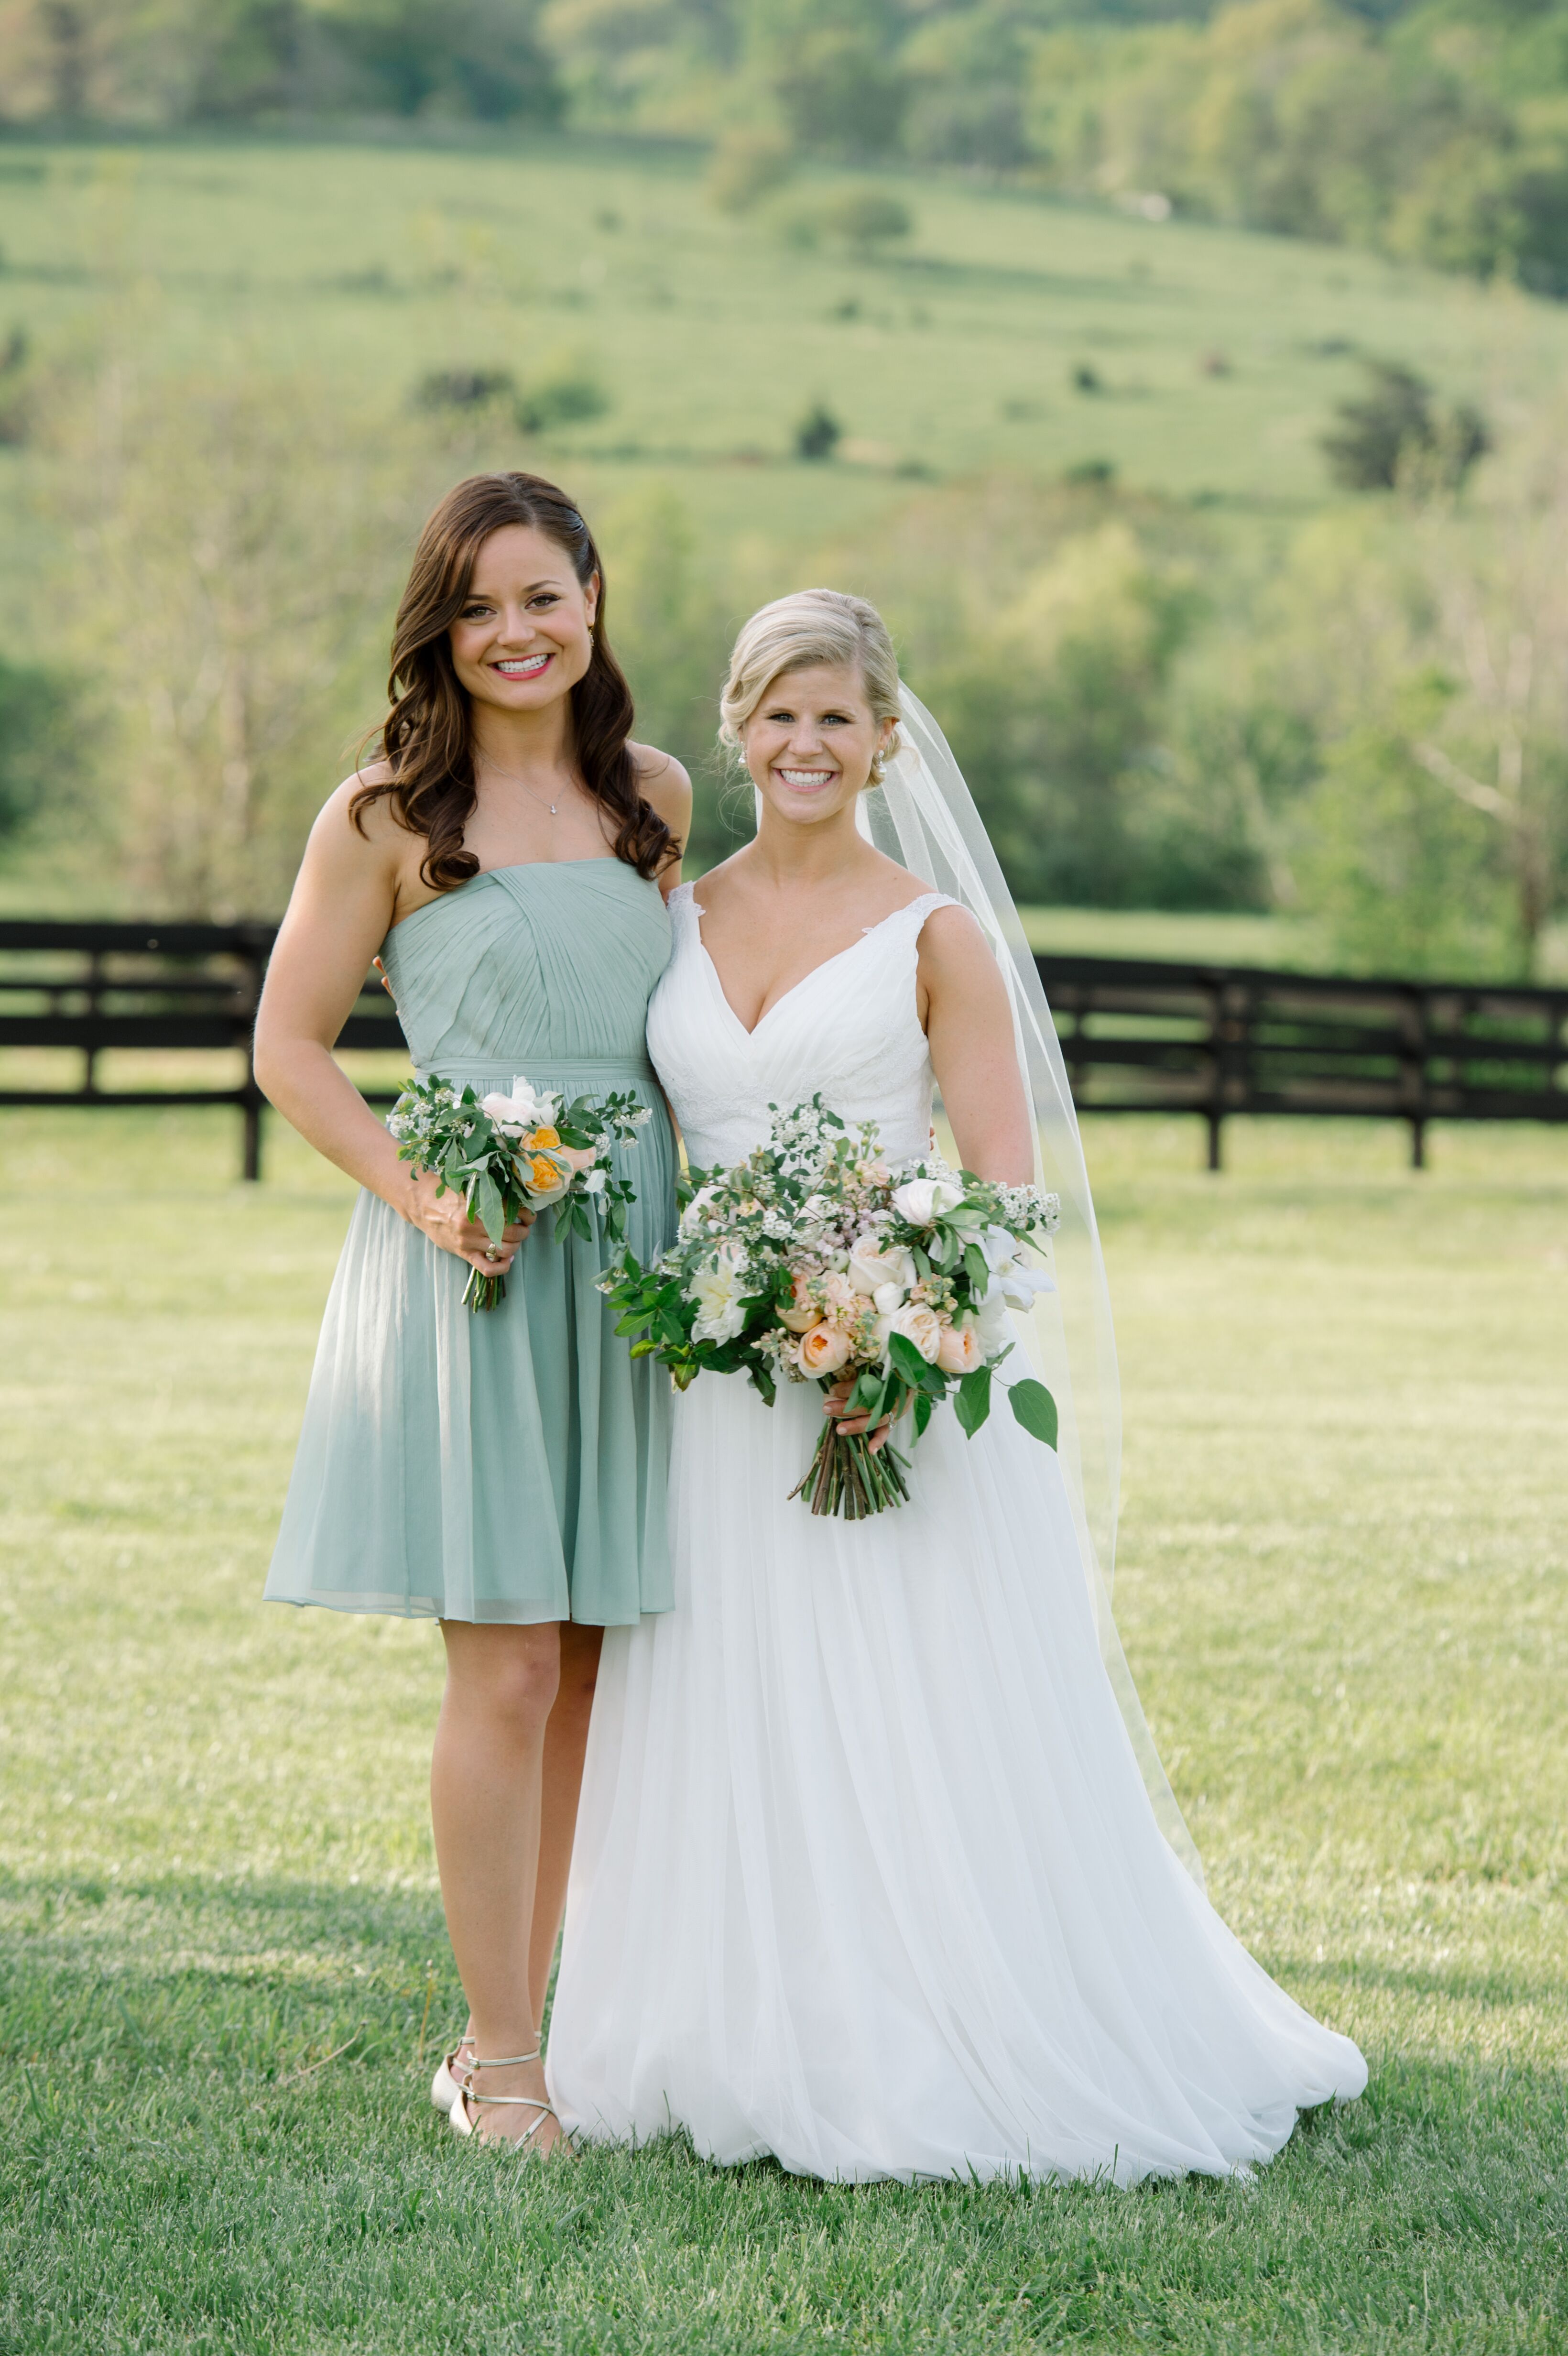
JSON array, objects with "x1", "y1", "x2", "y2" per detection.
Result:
[
  {"x1": 480, "y1": 1076, "x2": 562, "y2": 1135},
  {"x1": 689, "y1": 1240, "x2": 751, "y2": 1343},
  {"x1": 847, "y1": 1234, "x2": 917, "y2": 1300},
  {"x1": 890, "y1": 1177, "x2": 964, "y2": 1229}
]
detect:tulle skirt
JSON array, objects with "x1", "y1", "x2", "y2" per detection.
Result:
[{"x1": 546, "y1": 1372, "x2": 1366, "y2": 2183}]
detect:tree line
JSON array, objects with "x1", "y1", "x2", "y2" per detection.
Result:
[
  {"x1": 9, "y1": 0, "x2": 1568, "y2": 294},
  {"x1": 7, "y1": 354, "x2": 1564, "y2": 980}
]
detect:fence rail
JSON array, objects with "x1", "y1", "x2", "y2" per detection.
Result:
[{"x1": 2, "y1": 920, "x2": 1565, "y2": 1175}]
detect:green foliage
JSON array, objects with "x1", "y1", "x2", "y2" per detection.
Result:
[
  {"x1": 411, "y1": 364, "x2": 517, "y2": 411},
  {"x1": 0, "y1": 658, "x2": 78, "y2": 840},
  {"x1": 898, "y1": 508, "x2": 1211, "y2": 905},
  {"x1": 0, "y1": 0, "x2": 564, "y2": 126},
  {"x1": 768, "y1": 24, "x2": 908, "y2": 163},
  {"x1": 515, "y1": 355, "x2": 610, "y2": 432},
  {"x1": 817, "y1": 189, "x2": 913, "y2": 252},
  {"x1": 794, "y1": 399, "x2": 842, "y2": 460},
  {"x1": 1299, "y1": 696, "x2": 1516, "y2": 976},
  {"x1": 15, "y1": 0, "x2": 1568, "y2": 296},
  {"x1": 705, "y1": 125, "x2": 794, "y2": 216},
  {"x1": 1322, "y1": 359, "x2": 1490, "y2": 492},
  {"x1": 595, "y1": 485, "x2": 734, "y2": 864}
]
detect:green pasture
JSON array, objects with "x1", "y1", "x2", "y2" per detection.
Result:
[
  {"x1": 1, "y1": 1103, "x2": 1564, "y2": 2351},
  {"x1": 5, "y1": 131, "x2": 1568, "y2": 631}
]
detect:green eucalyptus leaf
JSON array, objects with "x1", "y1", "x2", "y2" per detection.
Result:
[{"x1": 955, "y1": 1363, "x2": 992, "y2": 1438}]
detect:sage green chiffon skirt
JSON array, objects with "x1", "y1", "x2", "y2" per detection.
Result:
[{"x1": 264, "y1": 1053, "x2": 676, "y2": 1625}]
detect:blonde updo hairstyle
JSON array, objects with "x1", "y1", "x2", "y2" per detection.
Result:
[{"x1": 719, "y1": 588, "x2": 903, "y2": 780}]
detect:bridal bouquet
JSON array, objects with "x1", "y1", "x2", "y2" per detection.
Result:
[
  {"x1": 389, "y1": 1071, "x2": 651, "y2": 1311},
  {"x1": 602, "y1": 1097, "x2": 1060, "y2": 1518}
]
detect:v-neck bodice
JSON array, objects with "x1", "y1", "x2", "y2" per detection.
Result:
[{"x1": 647, "y1": 882, "x2": 957, "y2": 1168}]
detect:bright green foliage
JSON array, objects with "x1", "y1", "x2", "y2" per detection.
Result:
[{"x1": 0, "y1": 1105, "x2": 1565, "y2": 2348}]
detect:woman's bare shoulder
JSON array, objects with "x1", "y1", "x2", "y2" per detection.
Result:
[
  {"x1": 306, "y1": 764, "x2": 406, "y2": 870},
  {"x1": 630, "y1": 741, "x2": 693, "y2": 820}
]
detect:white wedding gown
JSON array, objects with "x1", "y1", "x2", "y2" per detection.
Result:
[{"x1": 546, "y1": 885, "x2": 1366, "y2": 2183}]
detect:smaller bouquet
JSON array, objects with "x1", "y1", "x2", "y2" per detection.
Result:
[
  {"x1": 603, "y1": 1097, "x2": 1062, "y2": 1518},
  {"x1": 389, "y1": 1071, "x2": 651, "y2": 1311}
]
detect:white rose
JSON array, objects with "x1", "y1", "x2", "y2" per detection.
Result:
[
  {"x1": 871, "y1": 1279, "x2": 907, "y2": 1315},
  {"x1": 847, "y1": 1234, "x2": 916, "y2": 1299},
  {"x1": 689, "y1": 1240, "x2": 751, "y2": 1344},
  {"x1": 890, "y1": 1178, "x2": 964, "y2": 1229},
  {"x1": 887, "y1": 1301, "x2": 942, "y2": 1363}
]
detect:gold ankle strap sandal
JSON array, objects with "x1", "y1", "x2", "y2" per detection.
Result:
[
  {"x1": 430, "y1": 2033, "x2": 476, "y2": 2115},
  {"x1": 448, "y1": 2049, "x2": 560, "y2": 2150}
]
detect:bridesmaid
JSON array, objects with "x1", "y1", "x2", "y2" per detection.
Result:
[{"x1": 254, "y1": 471, "x2": 688, "y2": 2154}]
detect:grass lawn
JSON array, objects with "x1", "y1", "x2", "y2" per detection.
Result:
[{"x1": 1, "y1": 1104, "x2": 1566, "y2": 2352}]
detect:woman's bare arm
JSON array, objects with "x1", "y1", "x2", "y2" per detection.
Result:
[
  {"x1": 632, "y1": 744, "x2": 693, "y2": 899},
  {"x1": 253, "y1": 783, "x2": 529, "y2": 1276},
  {"x1": 919, "y1": 905, "x2": 1035, "y2": 1186}
]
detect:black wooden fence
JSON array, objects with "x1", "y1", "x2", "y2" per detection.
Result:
[{"x1": 2, "y1": 919, "x2": 1565, "y2": 1176}]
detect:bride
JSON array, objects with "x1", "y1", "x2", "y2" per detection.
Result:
[{"x1": 544, "y1": 588, "x2": 1366, "y2": 2183}]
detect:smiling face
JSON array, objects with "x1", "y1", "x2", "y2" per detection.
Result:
[
  {"x1": 739, "y1": 663, "x2": 896, "y2": 828},
  {"x1": 447, "y1": 522, "x2": 599, "y2": 717}
]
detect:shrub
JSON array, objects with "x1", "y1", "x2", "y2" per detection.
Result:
[
  {"x1": 517, "y1": 365, "x2": 609, "y2": 434},
  {"x1": 1321, "y1": 360, "x2": 1488, "y2": 493},
  {"x1": 707, "y1": 128, "x2": 794, "y2": 217},
  {"x1": 412, "y1": 368, "x2": 516, "y2": 413},
  {"x1": 795, "y1": 403, "x2": 842, "y2": 461},
  {"x1": 0, "y1": 657, "x2": 76, "y2": 839},
  {"x1": 818, "y1": 190, "x2": 913, "y2": 253}
]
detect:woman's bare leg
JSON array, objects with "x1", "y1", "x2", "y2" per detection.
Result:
[
  {"x1": 530, "y1": 1619, "x2": 603, "y2": 2027},
  {"x1": 432, "y1": 1620, "x2": 563, "y2": 2148}
]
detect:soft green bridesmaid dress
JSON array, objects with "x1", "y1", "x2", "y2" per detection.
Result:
[{"x1": 264, "y1": 859, "x2": 676, "y2": 1625}]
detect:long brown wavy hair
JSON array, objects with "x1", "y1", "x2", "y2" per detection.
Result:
[{"x1": 350, "y1": 471, "x2": 677, "y2": 888}]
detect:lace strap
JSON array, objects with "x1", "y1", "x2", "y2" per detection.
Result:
[{"x1": 865, "y1": 890, "x2": 961, "y2": 938}]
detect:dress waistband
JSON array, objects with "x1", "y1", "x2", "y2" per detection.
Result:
[{"x1": 414, "y1": 1055, "x2": 657, "y2": 1085}]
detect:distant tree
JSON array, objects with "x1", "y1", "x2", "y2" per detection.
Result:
[
  {"x1": 50, "y1": 365, "x2": 414, "y2": 917},
  {"x1": 706, "y1": 126, "x2": 794, "y2": 215},
  {"x1": 321, "y1": 0, "x2": 563, "y2": 121},
  {"x1": 0, "y1": 657, "x2": 77, "y2": 840},
  {"x1": 770, "y1": 20, "x2": 906, "y2": 161},
  {"x1": 516, "y1": 356, "x2": 610, "y2": 432},
  {"x1": 412, "y1": 367, "x2": 517, "y2": 412},
  {"x1": 1321, "y1": 361, "x2": 1488, "y2": 494},
  {"x1": 795, "y1": 402, "x2": 842, "y2": 461},
  {"x1": 817, "y1": 189, "x2": 912, "y2": 255}
]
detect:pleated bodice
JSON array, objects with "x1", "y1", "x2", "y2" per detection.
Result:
[{"x1": 380, "y1": 857, "x2": 671, "y2": 1086}]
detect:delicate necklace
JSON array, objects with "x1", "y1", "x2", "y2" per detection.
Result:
[{"x1": 479, "y1": 757, "x2": 568, "y2": 818}]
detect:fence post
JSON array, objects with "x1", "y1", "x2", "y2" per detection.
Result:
[
  {"x1": 237, "y1": 939, "x2": 266, "y2": 1182},
  {"x1": 83, "y1": 948, "x2": 103, "y2": 1098},
  {"x1": 241, "y1": 1091, "x2": 263, "y2": 1182}
]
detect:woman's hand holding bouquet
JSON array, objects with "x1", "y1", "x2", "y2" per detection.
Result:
[
  {"x1": 390, "y1": 1071, "x2": 651, "y2": 1310},
  {"x1": 602, "y1": 1098, "x2": 1061, "y2": 1518}
]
